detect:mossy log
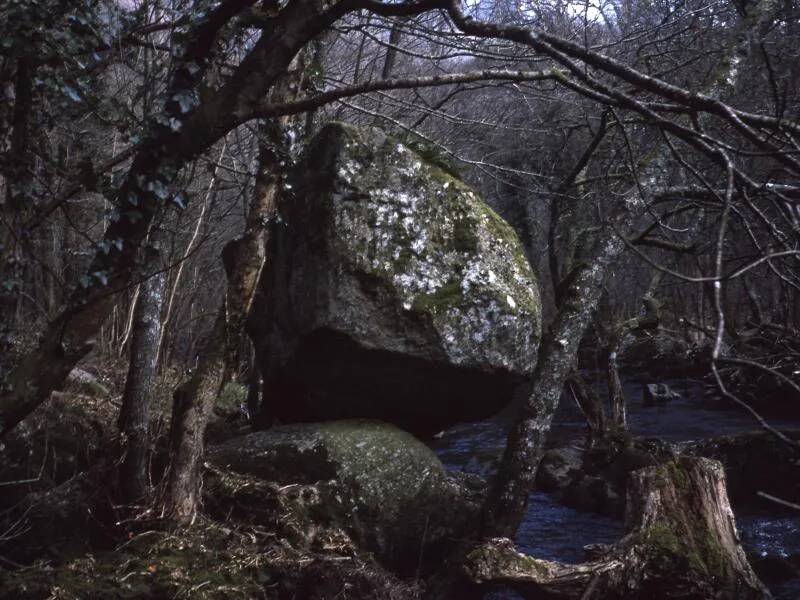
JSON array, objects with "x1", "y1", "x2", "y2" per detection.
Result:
[{"x1": 464, "y1": 456, "x2": 770, "y2": 599}]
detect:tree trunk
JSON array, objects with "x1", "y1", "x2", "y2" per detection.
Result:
[
  {"x1": 1, "y1": 56, "x2": 35, "y2": 377},
  {"x1": 162, "y1": 54, "x2": 308, "y2": 522},
  {"x1": 118, "y1": 261, "x2": 167, "y2": 502},
  {"x1": 245, "y1": 342, "x2": 261, "y2": 419},
  {"x1": 606, "y1": 326, "x2": 627, "y2": 430},
  {"x1": 566, "y1": 370, "x2": 605, "y2": 448},
  {"x1": 465, "y1": 457, "x2": 770, "y2": 599},
  {"x1": 163, "y1": 304, "x2": 227, "y2": 520},
  {"x1": 0, "y1": 0, "x2": 346, "y2": 439},
  {"x1": 480, "y1": 230, "x2": 626, "y2": 539}
]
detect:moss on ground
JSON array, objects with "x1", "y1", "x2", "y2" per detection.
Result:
[{"x1": 0, "y1": 522, "x2": 268, "y2": 600}]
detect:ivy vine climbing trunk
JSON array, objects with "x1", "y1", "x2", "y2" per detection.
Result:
[{"x1": 0, "y1": 0, "x2": 358, "y2": 438}]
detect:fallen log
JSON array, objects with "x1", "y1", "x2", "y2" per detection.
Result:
[{"x1": 464, "y1": 456, "x2": 770, "y2": 599}]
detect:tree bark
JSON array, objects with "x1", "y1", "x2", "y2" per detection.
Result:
[
  {"x1": 0, "y1": 0, "x2": 356, "y2": 438},
  {"x1": 606, "y1": 325, "x2": 627, "y2": 430},
  {"x1": 118, "y1": 256, "x2": 167, "y2": 502},
  {"x1": 245, "y1": 342, "x2": 261, "y2": 419},
  {"x1": 474, "y1": 0, "x2": 771, "y2": 529},
  {"x1": 480, "y1": 230, "x2": 626, "y2": 539},
  {"x1": 603, "y1": 282, "x2": 663, "y2": 431},
  {"x1": 163, "y1": 53, "x2": 308, "y2": 522},
  {"x1": 0, "y1": 56, "x2": 35, "y2": 376},
  {"x1": 566, "y1": 370, "x2": 606, "y2": 448},
  {"x1": 163, "y1": 304, "x2": 227, "y2": 520},
  {"x1": 466, "y1": 457, "x2": 770, "y2": 599}
]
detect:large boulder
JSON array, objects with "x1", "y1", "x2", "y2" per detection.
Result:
[
  {"x1": 249, "y1": 123, "x2": 541, "y2": 435},
  {"x1": 207, "y1": 420, "x2": 483, "y2": 570}
]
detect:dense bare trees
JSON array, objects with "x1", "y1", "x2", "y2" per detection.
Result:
[{"x1": 2, "y1": 0, "x2": 799, "y2": 544}]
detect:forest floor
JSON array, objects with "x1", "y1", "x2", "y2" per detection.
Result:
[{"x1": 1, "y1": 359, "x2": 799, "y2": 599}]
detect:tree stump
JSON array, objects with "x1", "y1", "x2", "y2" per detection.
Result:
[{"x1": 464, "y1": 456, "x2": 770, "y2": 599}]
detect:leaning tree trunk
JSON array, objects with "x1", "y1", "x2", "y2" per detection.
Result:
[
  {"x1": 163, "y1": 55, "x2": 308, "y2": 523},
  {"x1": 566, "y1": 369, "x2": 606, "y2": 448},
  {"x1": 480, "y1": 228, "x2": 627, "y2": 538},
  {"x1": 118, "y1": 261, "x2": 167, "y2": 503},
  {"x1": 477, "y1": 0, "x2": 782, "y2": 539},
  {"x1": 163, "y1": 305, "x2": 227, "y2": 520},
  {"x1": 0, "y1": 0, "x2": 344, "y2": 439},
  {"x1": 465, "y1": 456, "x2": 770, "y2": 599}
]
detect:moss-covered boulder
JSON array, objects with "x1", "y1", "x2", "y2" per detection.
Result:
[
  {"x1": 249, "y1": 122, "x2": 541, "y2": 435},
  {"x1": 207, "y1": 420, "x2": 483, "y2": 570}
]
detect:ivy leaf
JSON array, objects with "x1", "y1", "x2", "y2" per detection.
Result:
[
  {"x1": 145, "y1": 180, "x2": 169, "y2": 200},
  {"x1": 63, "y1": 85, "x2": 82, "y2": 102},
  {"x1": 172, "y1": 90, "x2": 196, "y2": 114},
  {"x1": 172, "y1": 191, "x2": 187, "y2": 210}
]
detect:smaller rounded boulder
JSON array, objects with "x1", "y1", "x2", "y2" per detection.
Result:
[{"x1": 208, "y1": 420, "x2": 483, "y2": 569}]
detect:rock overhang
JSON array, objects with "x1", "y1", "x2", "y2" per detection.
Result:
[{"x1": 249, "y1": 122, "x2": 542, "y2": 435}]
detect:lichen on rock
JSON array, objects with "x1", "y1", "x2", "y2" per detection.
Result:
[{"x1": 250, "y1": 123, "x2": 541, "y2": 435}]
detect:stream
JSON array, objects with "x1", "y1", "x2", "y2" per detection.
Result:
[{"x1": 430, "y1": 378, "x2": 800, "y2": 599}]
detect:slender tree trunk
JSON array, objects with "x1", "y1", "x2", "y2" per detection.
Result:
[
  {"x1": 164, "y1": 305, "x2": 227, "y2": 520},
  {"x1": 380, "y1": 20, "x2": 404, "y2": 80},
  {"x1": 155, "y1": 142, "x2": 225, "y2": 366},
  {"x1": 607, "y1": 326, "x2": 627, "y2": 430},
  {"x1": 481, "y1": 229, "x2": 626, "y2": 538},
  {"x1": 118, "y1": 256, "x2": 167, "y2": 502},
  {"x1": 1, "y1": 56, "x2": 35, "y2": 377},
  {"x1": 163, "y1": 54, "x2": 307, "y2": 522},
  {"x1": 0, "y1": 0, "x2": 342, "y2": 438},
  {"x1": 566, "y1": 370, "x2": 606, "y2": 447},
  {"x1": 245, "y1": 342, "x2": 261, "y2": 419},
  {"x1": 476, "y1": 0, "x2": 775, "y2": 534}
]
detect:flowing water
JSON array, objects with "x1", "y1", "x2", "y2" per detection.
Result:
[{"x1": 431, "y1": 378, "x2": 800, "y2": 599}]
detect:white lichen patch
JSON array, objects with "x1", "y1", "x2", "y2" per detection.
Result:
[{"x1": 322, "y1": 124, "x2": 541, "y2": 375}]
